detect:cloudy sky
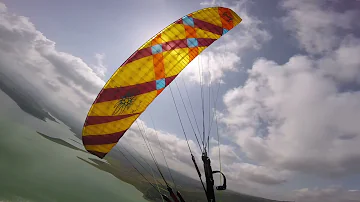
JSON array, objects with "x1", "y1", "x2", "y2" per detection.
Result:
[{"x1": 1, "y1": 0, "x2": 360, "y2": 201}]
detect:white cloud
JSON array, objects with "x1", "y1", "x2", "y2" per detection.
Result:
[
  {"x1": 319, "y1": 35, "x2": 360, "y2": 84},
  {"x1": 92, "y1": 53, "x2": 107, "y2": 78},
  {"x1": 225, "y1": 163, "x2": 289, "y2": 185},
  {"x1": 281, "y1": 0, "x2": 360, "y2": 55},
  {"x1": 220, "y1": 0, "x2": 360, "y2": 177},
  {"x1": 209, "y1": 136, "x2": 219, "y2": 145},
  {"x1": 181, "y1": 51, "x2": 240, "y2": 84},
  {"x1": 0, "y1": 2, "x2": 5, "y2": 12},
  {"x1": 210, "y1": 144, "x2": 241, "y2": 164},
  {"x1": 221, "y1": 40, "x2": 360, "y2": 176},
  {"x1": 0, "y1": 2, "x2": 105, "y2": 120},
  {"x1": 292, "y1": 187, "x2": 360, "y2": 202}
]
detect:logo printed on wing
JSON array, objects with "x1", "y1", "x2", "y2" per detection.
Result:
[
  {"x1": 222, "y1": 12, "x2": 233, "y2": 23},
  {"x1": 113, "y1": 87, "x2": 141, "y2": 115}
]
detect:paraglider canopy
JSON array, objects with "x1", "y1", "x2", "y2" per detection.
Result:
[
  {"x1": 82, "y1": 6, "x2": 241, "y2": 158},
  {"x1": 82, "y1": 6, "x2": 242, "y2": 202}
]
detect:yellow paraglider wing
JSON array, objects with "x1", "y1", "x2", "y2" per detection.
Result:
[{"x1": 82, "y1": 7, "x2": 242, "y2": 158}]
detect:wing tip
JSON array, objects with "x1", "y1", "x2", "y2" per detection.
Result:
[{"x1": 88, "y1": 150, "x2": 107, "y2": 159}]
